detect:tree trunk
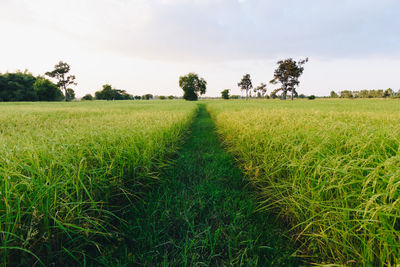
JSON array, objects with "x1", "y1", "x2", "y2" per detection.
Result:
[
  {"x1": 291, "y1": 89, "x2": 294, "y2": 101},
  {"x1": 282, "y1": 89, "x2": 287, "y2": 100},
  {"x1": 64, "y1": 87, "x2": 68, "y2": 101}
]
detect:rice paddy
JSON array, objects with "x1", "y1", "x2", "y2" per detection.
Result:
[
  {"x1": 208, "y1": 99, "x2": 400, "y2": 265},
  {"x1": 0, "y1": 101, "x2": 197, "y2": 265},
  {"x1": 1, "y1": 99, "x2": 399, "y2": 266}
]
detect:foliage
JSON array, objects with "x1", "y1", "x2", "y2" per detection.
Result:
[
  {"x1": 95, "y1": 84, "x2": 133, "y2": 100},
  {"x1": 307, "y1": 94, "x2": 316, "y2": 100},
  {"x1": 134, "y1": 95, "x2": 141, "y2": 100},
  {"x1": 270, "y1": 58, "x2": 308, "y2": 100},
  {"x1": 179, "y1": 73, "x2": 207, "y2": 101},
  {"x1": 237, "y1": 74, "x2": 252, "y2": 99},
  {"x1": 168, "y1": 95, "x2": 175, "y2": 99},
  {"x1": 0, "y1": 101, "x2": 197, "y2": 265},
  {"x1": 337, "y1": 88, "x2": 398, "y2": 98},
  {"x1": 330, "y1": 90, "x2": 339, "y2": 98},
  {"x1": 208, "y1": 99, "x2": 400, "y2": 266},
  {"x1": 230, "y1": 95, "x2": 240, "y2": 99},
  {"x1": 254, "y1": 83, "x2": 267, "y2": 98},
  {"x1": 45, "y1": 61, "x2": 77, "y2": 101},
  {"x1": 66, "y1": 88, "x2": 75, "y2": 100},
  {"x1": 221, "y1": 89, "x2": 230, "y2": 99},
  {"x1": 142, "y1": 94, "x2": 153, "y2": 100},
  {"x1": 33, "y1": 77, "x2": 64, "y2": 101},
  {"x1": 158, "y1": 95, "x2": 166, "y2": 100},
  {"x1": 82, "y1": 94, "x2": 94, "y2": 100}
]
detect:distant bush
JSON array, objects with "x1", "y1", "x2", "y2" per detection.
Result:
[
  {"x1": 159, "y1": 95, "x2": 166, "y2": 100},
  {"x1": 82, "y1": 94, "x2": 94, "y2": 100},
  {"x1": 308, "y1": 95, "x2": 316, "y2": 100}
]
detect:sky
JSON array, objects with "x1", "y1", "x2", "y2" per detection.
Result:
[{"x1": 0, "y1": 0, "x2": 399, "y2": 97}]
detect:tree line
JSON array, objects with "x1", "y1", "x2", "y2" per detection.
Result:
[{"x1": 330, "y1": 89, "x2": 400, "y2": 98}]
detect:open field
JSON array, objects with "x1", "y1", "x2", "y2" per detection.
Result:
[
  {"x1": 0, "y1": 101, "x2": 197, "y2": 265},
  {"x1": 208, "y1": 99, "x2": 400, "y2": 265}
]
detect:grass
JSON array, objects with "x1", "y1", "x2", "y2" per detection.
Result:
[
  {"x1": 0, "y1": 100, "x2": 197, "y2": 265},
  {"x1": 95, "y1": 103, "x2": 300, "y2": 266},
  {"x1": 207, "y1": 99, "x2": 400, "y2": 266}
]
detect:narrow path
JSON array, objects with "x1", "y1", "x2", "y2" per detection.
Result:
[{"x1": 103, "y1": 104, "x2": 300, "y2": 266}]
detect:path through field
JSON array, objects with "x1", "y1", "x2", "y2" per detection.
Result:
[{"x1": 99, "y1": 104, "x2": 300, "y2": 266}]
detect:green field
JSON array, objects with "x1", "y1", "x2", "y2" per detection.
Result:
[
  {"x1": 208, "y1": 99, "x2": 400, "y2": 265},
  {"x1": 1, "y1": 99, "x2": 399, "y2": 266},
  {"x1": 0, "y1": 101, "x2": 197, "y2": 265}
]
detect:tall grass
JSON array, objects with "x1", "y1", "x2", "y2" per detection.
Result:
[
  {"x1": 208, "y1": 99, "x2": 400, "y2": 265},
  {"x1": 0, "y1": 100, "x2": 197, "y2": 265}
]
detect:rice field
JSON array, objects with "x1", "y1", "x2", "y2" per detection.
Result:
[
  {"x1": 0, "y1": 101, "x2": 197, "y2": 265},
  {"x1": 208, "y1": 99, "x2": 400, "y2": 266}
]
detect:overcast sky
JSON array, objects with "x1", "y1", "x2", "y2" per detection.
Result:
[{"x1": 0, "y1": 0, "x2": 399, "y2": 97}]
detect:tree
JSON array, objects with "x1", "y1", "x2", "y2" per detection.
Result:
[
  {"x1": 270, "y1": 58, "x2": 308, "y2": 100},
  {"x1": 238, "y1": 74, "x2": 252, "y2": 100},
  {"x1": 330, "y1": 91, "x2": 339, "y2": 98},
  {"x1": 384, "y1": 88, "x2": 394, "y2": 98},
  {"x1": 82, "y1": 94, "x2": 93, "y2": 100},
  {"x1": 159, "y1": 95, "x2": 166, "y2": 100},
  {"x1": 254, "y1": 83, "x2": 267, "y2": 98},
  {"x1": 168, "y1": 95, "x2": 175, "y2": 99},
  {"x1": 179, "y1": 73, "x2": 207, "y2": 101},
  {"x1": 0, "y1": 71, "x2": 37, "y2": 101},
  {"x1": 142, "y1": 94, "x2": 153, "y2": 100},
  {"x1": 221, "y1": 89, "x2": 230, "y2": 99},
  {"x1": 34, "y1": 77, "x2": 63, "y2": 101},
  {"x1": 340, "y1": 90, "x2": 353, "y2": 98},
  {"x1": 66, "y1": 88, "x2": 75, "y2": 100},
  {"x1": 95, "y1": 84, "x2": 133, "y2": 100},
  {"x1": 134, "y1": 95, "x2": 141, "y2": 100},
  {"x1": 46, "y1": 61, "x2": 77, "y2": 101}
]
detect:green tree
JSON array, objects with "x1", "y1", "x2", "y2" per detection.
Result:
[
  {"x1": 0, "y1": 71, "x2": 37, "y2": 101},
  {"x1": 46, "y1": 61, "x2": 77, "y2": 101},
  {"x1": 66, "y1": 88, "x2": 75, "y2": 100},
  {"x1": 384, "y1": 88, "x2": 394, "y2": 98},
  {"x1": 238, "y1": 74, "x2": 252, "y2": 100},
  {"x1": 143, "y1": 94, "x2": 153, "y2": 100},
  {"x1": 270, "y1": 58, "x2": 308, "y2": 100},
  {"x1": 82, "y1": 94, "x2": 93, "y2": 100},
  {"x1": 221, "y1": 89, "x2": 230, "y2": 99},
  {"x1": 330, "y1": 91, "x2": 339, "y2": 98},
  {"x1": 340, "y1": 90, "x2": 353, "y2": 98},
  {"x1": 254, "y1": 83, "x2": 267, "y2": 98},
  {"x1": 33, "y1": 77, "x2": 63, "y2": 101},
  {"x1": 179, "y1": 73, "x2": 207, "y2": 101},
  {"x1": 168, "y1": 95, "x2": 175, "y2": 99},
  {"x1": 159, "y1": 95, "x2": 166, "y2": 100}
]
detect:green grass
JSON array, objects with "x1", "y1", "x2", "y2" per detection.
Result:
[
  {"x1": 96, "y1": 103, "x2": 300, "y2": 266},
  {"x1": 207, "y1": 99, "x2": 400, "y2": 266},
  {"x1": 0, "y1": 100, "x2": 197, "y2": 265}
]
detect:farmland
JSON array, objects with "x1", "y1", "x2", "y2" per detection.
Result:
[
  {"x1": 208, "y1": 99, "x2": 400, "y2": 265},
  {"x1": 0, "y1": 101, "x2": 197, "y2": 265},
  {"x1": 1, "y1": 99, "x2": 399, "y2": 266}
]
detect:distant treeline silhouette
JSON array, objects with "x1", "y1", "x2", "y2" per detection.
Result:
[{"x1": 330, "y1": 89, "x2": 399, "y2": 98}]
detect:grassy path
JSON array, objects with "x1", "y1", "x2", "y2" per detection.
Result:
[{"x1": 101, "y1": 104, "x2": 300, "y2": 266}]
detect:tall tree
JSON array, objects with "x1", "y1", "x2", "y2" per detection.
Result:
[
  {"x1": 330, "y1": 90, "x2": 339, "y2": 98},
  {"x1": 238, "y1": 74, "x2": 252, "y2": 100},
  {"x1": 46, "y1": 61, "x2": 77, "y2": 101},
  {"x1": 254, "y1": 83, "x2": 267, "y2": 98},
  {"x1": 270, "y1": 58, "x2": 308, "y2": 100},
  {"x1": 179, "y1": 73, "x2": 207, "y2": 101}
]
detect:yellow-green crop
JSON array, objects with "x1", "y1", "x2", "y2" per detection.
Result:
[
  {"x1": 0, "y1": 100, "x2": 197, "y2": 265},
  {"x1": 208, "y1": 99, "x2": 400, "y2": 266}
]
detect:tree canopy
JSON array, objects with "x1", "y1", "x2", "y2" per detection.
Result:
[
  {"x1": 221, "y1": 89, "x2": 230, "y2": 99},
  {"x1": 238, "y1": 74, "x2": 252, "y2": 99},
  {"x1": 0, "y1": 71, "x2": 63, "y2": 102},
  {"x1": 95, "y1": 84, "x2": 133, "y2": 100},
  {"x1": 179, "y1": 73, "x2": 207, "y2": 101},
  {"x1": 46, "y1": 61, "x2": 77, "y2": 101},
  {"x1": 270, "y1": 58, "x2": 308, "y2": 100}
]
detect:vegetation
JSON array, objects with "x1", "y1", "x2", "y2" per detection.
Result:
[
  {"x1": 238, "y1": 74, "x2": 252, "y2": 100},
  {"x1": 254, "y1": 83, "x2": 267, "y2": 98},
  {"x1": 0, "y1": 71, "x2": 63, "y2": 101},
  {"x1": 208, "y1": 99, "x2": 400, "y2": 266},
  {"x1": 0, "y1": 101, "x2": 197, "y2": 265},
  {"x1": 330, "y1": 88, "x2": 400, "y2": 98},
  {"x1": 179, "y1": 73, "x2": 207, "y2": 101},
  {"x1": 270, "y1": 58, "x2": 308, "y2": 100},
  {"x1": 94, "y1": 84, "x2": 133, "y2": 100},
  {"x1": 82, "y1": 93, "x2": 94, "y2": 100},
  {"x1": 46, "y1": 61, "x2": 77, "y2": 101},
  {"x1": 221, "y1": 89, "x2": 230, "y2": 99},
  {"x1": 97, "y1": 104, "x2": 299, "y2": 266}
]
